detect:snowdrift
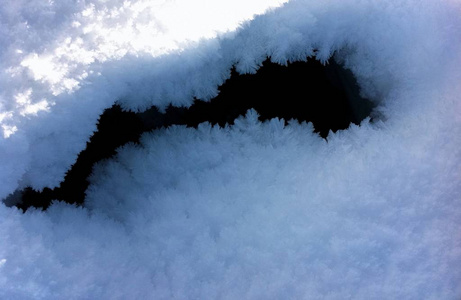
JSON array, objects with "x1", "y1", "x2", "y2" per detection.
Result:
[{"x1": 0, "y1": 0, "x2": 460, "y2": 298}]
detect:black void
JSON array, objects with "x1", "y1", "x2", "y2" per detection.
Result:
[{"x1": 10, "y1": 57, "x2": 374, "y2": 211}]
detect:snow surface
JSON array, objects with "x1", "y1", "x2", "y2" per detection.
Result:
[{"x1": 1, "y1": 0, "x2": 461, "y2": 298}]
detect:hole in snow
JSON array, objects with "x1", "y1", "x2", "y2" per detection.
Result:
[{"x1": 9, "y1": 56, "x2": 374, "y2": 211}]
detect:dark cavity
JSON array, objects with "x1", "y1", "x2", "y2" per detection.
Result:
[{"x1": 6, "y1": 57, "x2": 374, "y2": 211}]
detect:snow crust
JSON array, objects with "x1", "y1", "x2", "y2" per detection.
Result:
[{"x1": 1, "y1": 0, "x2": 461, "y2": 298}]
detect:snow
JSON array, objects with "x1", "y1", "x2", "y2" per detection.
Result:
[{"x1": 1, "y1": 0, "x2": 461, "y2": 298}]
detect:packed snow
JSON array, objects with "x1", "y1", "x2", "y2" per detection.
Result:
[{"x1": 1, "y1": 0, "x2": 460, "y2": 298}]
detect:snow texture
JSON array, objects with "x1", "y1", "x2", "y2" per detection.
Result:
[{"x1": 1, "y1": 0, "x2": 461, "y2": 298}]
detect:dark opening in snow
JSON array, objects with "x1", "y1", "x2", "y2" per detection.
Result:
[{"x1": 9, "y1": 57, "x2": 373, "y2": 211}]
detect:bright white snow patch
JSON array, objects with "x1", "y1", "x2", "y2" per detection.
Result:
[{"x1": 0, "y1": 0, "x2": 460, "y2": 299}]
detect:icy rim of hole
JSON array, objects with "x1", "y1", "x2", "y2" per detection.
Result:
[{"x1": 5, "y1": 56, "x2": 374, "y2": 210}]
